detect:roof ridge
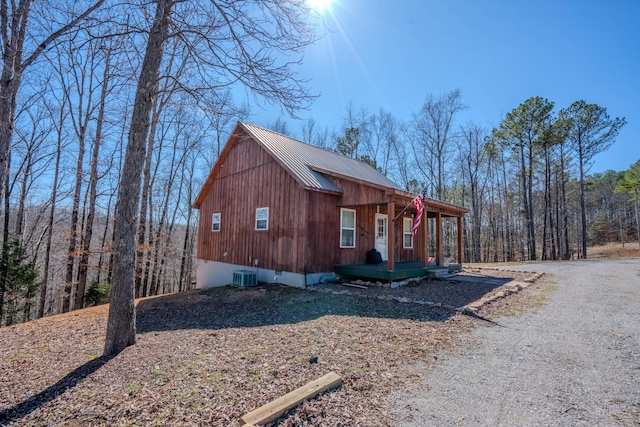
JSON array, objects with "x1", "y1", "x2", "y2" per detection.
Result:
[{"x1": 239, "y1": 121, "x2": 340, "y2": 157}]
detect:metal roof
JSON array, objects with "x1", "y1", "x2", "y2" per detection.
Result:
[
  {"x1": 240, "y1": 122, "x2": 405, "y2": 193},
  {"x1": 194, "y1": 121, "x2": 468, "y2": 215}
]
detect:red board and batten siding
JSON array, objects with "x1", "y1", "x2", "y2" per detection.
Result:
[
  {"x1": 335, "y1": 205, "x2": 418, "y2": 265},
  {"x1": 196, "y1": 129, "x2": 427, "y2": 276},
  {"x1": 319, "y1": 175, "x2": 420, "y2": 266},
  {"x1": 197, "y1": 134, "x2": 309, "y2": 274}
]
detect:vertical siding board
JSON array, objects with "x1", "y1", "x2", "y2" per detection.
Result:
[
  {"x1": 305, "y1": 190, "x2": 338, "y2": 273},
  {"x1": 304, "y1": 190, "x2": 314, "y2": 273},
  {"x1": 251, "y1": 158, "x2": 258, "y2": 266},
  {"x1": 305, "y1": 192, "x2": 316, "y2": 272},
  {"x1": 271, "y1": 157, "x2": 279, "y2": 269},
  {"x1": 296, "y1": 175, "x2": 303, "y2": 271},
  {"x1": 289, "y1": 171, "x2": 299, "y2": 272},
  {"x1": 288, "y1": 171, "x2": 294, "y2": 270},
  {"x1": 279, "y1": 164, "x2": 288, "y2": 270}
]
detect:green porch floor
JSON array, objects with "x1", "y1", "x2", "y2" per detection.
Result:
[
  {"x1": 334, "y1": 262, "x2": 462, "y2": 282},
  {"x1": 334, "y1": 261, "x2": 427, "y2": 281}
]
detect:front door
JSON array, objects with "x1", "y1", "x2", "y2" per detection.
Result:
[{"x1": 374, "y1": 213, "x2": 388, "y2": 261}]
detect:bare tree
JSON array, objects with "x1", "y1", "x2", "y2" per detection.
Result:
[
  {"x1": 269, "y1": 117, "x2": 291, "y2": 136},
  {"x1": 37, "y1": 95, "x2": 67, "y2": 318},
  {"x1": 0, "y1": 0, "x2": 106, "y2": 219},
  {"x1": 54, "y1": 31, "x2": 101, "y2": 312},
  {"x1": 459, "y1": 122, "x2": 489, "y2": 262},
  {"x1": 75, "y1": 33, "x2": 122, "y2": 309},
  {"x1": 371, "y1": 109, "x2": 400, "y2": 177},
  {"x1": 300, "y1": 117, "x2": 329, "y2": 149},
  {"x1": 105, "y1": 0, "x2": 319, "y2": 356},
  {"x1": 410, "y1": 89, "x2": 466, "y2": 200},
  {"x1": 200, "y1": 89, "x2": 248, "y2": 165}
]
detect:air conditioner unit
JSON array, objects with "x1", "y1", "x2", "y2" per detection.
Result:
[{"x1": 233, "y1": 270, "x2": 257, "y2": 287}]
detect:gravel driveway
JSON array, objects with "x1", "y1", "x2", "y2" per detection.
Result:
[{"x1": 392, "y1": 259, "x2": 640, "y2": 426}]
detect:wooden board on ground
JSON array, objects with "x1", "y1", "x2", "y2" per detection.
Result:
[{"x1": 240, "y1": 371, "x2": 343, "y2": 426}]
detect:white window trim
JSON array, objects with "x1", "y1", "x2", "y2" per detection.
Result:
[
  {"x1": 212, "y1": 212, "x2": 221, "y2": 232},
  {"x1": 255, "y1": 207, "x2": 269, "y2": 230},
  {"x1": 340, "y1": 208, "x2": 356, "y2": 248},
  {"x1": 403, "y1": 217, "x2": 413, "y2": 248}
]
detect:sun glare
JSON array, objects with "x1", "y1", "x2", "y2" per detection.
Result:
[{"x1": 308, "y1": 0, "x2": 333, "y2": 11}]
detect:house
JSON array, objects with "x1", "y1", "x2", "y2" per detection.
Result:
[{"x1": 193, "y1": 122, "x2": 468, "y2": 288}]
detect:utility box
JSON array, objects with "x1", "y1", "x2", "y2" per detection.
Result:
[{"x1": 232, "y1": 270, "x2": 257, "y2": 287}]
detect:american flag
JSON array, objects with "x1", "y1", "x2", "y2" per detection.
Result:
[{"x1": 411, "y1": 190, "x2": 426, "y2": 236}]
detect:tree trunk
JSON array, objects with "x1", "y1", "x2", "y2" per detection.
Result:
[
  {"x1": 178, "y1": 165, "x2": 194, "y2": 291},
  {"x1": 14, "y1": 147, "x2": 32, "y2": 241},
  {"x1": 135, "y1": 98, "x2": 163, "y2": 298},
  {"x1": 527, "y1": 143, "x2": 536, "y2": 260},
  {"x1": 104, "y1": 0, "x2": 173, "y2": 357},
  {"x1": 542, "y1": 151, "x2": 549, "y2": 261},
  {"x1": 104, "y1": 105, "x2": 129, "y2": 286},
  {"x1": 0, "y1": 154, "x2": 11, "y2": 324},
  {"x1": 75, "y1": 49, "x2": 111, "y2": 309},
  {"x1": 63, "y1": 125, "x2": 85, "y2": 313},
  {"x1": 96, "y1": 191, "x2": 114, "y2": 284},
  {"x1": 560, "y1": 151, "x2": 570, "y2": 260},
  {"x1": 38, "y1": 100, "x2": 65, "y2": 319},
  {"x1": 519, "y1": 144, "x2": 531, "y2": 259},
  {"x1": 496, "y1": 153, "x2": 509, "y2": 262},
  {"x1": 579, "y1": 152, "x2": 588, "y2": 259},
  {"x1": 0, "y1": 43, "x2": 24, "y2": 219},
  {"x1": 635, "y1": 189, "x2": 640, "y2": 250}
]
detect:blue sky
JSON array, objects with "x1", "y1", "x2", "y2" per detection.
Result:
[{"x1": 248, "y1": 0, "x2": 639, "y2": 174}]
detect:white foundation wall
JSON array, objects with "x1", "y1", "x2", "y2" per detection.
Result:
[{"x1": 196, "y1": 259, "x2": 335, "y2": 289}]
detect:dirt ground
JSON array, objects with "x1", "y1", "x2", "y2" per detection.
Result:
[
  {"x1": 586, "y1": 242, "x2": 640, "y2": 259},
  {"x1": 0, "y1": 269, "x2": 547, "y2": 426}
]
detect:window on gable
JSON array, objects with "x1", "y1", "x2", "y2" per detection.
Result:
[
  {"x1": 340, "y1": 208, "x2": 356, "y2": 248},
  {"x1": 256, "y1": 207, "x2": 269, "y2": 230},
  {"x1": 212, "y1": 213, "x2": 221, "y2": 232},
  {"x1": 403, "y1": 217, "x2": 413, "y2": 248}
]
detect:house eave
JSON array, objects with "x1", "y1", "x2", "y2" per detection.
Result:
[{"x1": 309, "y1": 165, "x2": 403, "y2": 195}]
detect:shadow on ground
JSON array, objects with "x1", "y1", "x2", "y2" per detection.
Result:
[
  {"x1": 0, "y1": 355, "x2": 114, "y2": 425},
  {"x1": 136, "y1": 275, "x2": 509, "y2": 334}
]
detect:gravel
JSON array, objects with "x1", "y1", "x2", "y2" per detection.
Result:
[{"x1": 392, "y1": 259, "x2": 640, "y2": 426}]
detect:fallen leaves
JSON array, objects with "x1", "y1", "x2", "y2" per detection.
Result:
[{"x1": 0, "y1": 270, "x2": 542, "y2": 426}]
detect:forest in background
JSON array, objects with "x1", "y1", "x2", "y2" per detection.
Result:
[{"x1": 1, "y1": 2, "x2": 638, "y2": 328}]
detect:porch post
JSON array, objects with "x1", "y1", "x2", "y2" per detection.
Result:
[
  {"x1": 419, "y1": 211, "x2": 429, "y2": 267},
  {"x1": 387, "y1": 201, "x2": 395, "y2": 271},
  {"x1": 435, "y1": 212, "x2": 442, "y2": 266},
  {"x1": 457, "y1": 215, "x2": 463, "y2": 264}
]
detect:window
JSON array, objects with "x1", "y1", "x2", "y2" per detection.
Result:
[
  {"x1": 255, "y1": 207, "x2": 269, "y2": 230},
  {"x1": 340, "y1": 208, "x2": 356, "y2": 248},
  {"x1": 211, "y1": 213, "x2": 221, "y2": 231},
  {"x1": 403, "y1": 217, "x2": 413, "y2": 248},
  {"x1": 377, "y1": 217, "x2": 386, "y2": 239}
]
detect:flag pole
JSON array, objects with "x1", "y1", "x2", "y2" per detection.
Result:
[
  {"x1": 393, "y1": 188, "x2": 427, "y2": 222},
  {"x1": 393, "y1": 197, "x2": 417, "y2": 222}
]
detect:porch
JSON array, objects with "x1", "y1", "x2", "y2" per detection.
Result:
[{"x1": 334, "y1": 261, "x2": 462, "y2": 282}]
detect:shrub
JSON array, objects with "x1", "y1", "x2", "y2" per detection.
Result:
[{"x1": 84, "y1": 281, "x2": 111, "y2": 307}]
